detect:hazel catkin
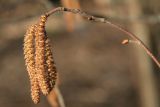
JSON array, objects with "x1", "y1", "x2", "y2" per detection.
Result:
[
  {"x1": 35, "y1": 15, "x2": 51, "y2": 95},
  {"x1": 45, "y1": 34, "x2": 57, "y2": 89},
  {"x1": 24, "y1": 25, "x2": 40, "y2": 104},
  {"x1": 24, "y1": 14, "x2": 58, "y2": 104}
]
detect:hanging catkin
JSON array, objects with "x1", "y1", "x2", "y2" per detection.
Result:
[
  {"x1": 45, "y1": 34, "x2": 57, "y2": 89},
  {"x1": 24, "y1": 14, "x2": 58, "y2": 104},
  {"x1": 23, "y1": 25, "x2": 40, "y2": 104},
  {"x1": 34, "y1": 15, "x2": 51, "y2": 95}
]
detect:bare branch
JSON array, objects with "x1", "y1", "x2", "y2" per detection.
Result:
[{"x1": 44, "y1": 7, "x2": 160, "y2": 68}]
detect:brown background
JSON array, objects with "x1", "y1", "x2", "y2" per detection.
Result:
[{"x1": 0, "y1": 0, "x2": 159, "y2": 107}]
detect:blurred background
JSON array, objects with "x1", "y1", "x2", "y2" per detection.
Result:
[{"x1": 0, "y1": 0, "x2": 160, "y2": 107}]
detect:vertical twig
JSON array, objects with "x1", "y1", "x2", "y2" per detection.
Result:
[
  {"x1": 54, "y1": 86, "x2": 66, "y2": 107},
  {"x1": 47, "y1": 86, "x2": 66, "y2": 107}
]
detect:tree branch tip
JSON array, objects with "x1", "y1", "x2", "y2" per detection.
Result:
[
  {"x1": 122, "y1": 39, "x2": 141, "y2": 45},
  {"x1": 122, "y1": 39, "x2": 129, "y2": 45}
]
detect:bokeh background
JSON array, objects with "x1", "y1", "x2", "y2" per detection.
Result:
[{"x1": 0, "y1": 0, "x2": 160, "y2": 107}]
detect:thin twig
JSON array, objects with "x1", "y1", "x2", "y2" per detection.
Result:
[
  {"x1": 47, "y1": 86, "x2": 66, "y2": 107},
  {"x1": 54, "y1": 86, "x2": 66, "y2": 107},
  {"x1": 45, "y1": 7, "x2": 160, "y2": 68}
]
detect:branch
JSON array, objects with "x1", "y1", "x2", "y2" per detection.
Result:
[
  {"x1": 45, "y1": 7, "x2": 160, "y2": 68},
  {"x1": 47, "y1": 86, "x2": 66, "y2": 107},
  {"x1": 54, "y1": 86, "x2": 66, "y2": 107}
]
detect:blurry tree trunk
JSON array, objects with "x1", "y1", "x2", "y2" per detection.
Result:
[
  {"x1": 94, "y1": 0, "x2": 112, "y2": 16},
  {"x1": 126, "y1": 0, "x2": 159, "y2": 107},
  {"x1": 61, "y1": 0, "x2": 82, "y2": 32},
  {"x1": 95, "y1": 0, "x2": 159, "y2": 107}
]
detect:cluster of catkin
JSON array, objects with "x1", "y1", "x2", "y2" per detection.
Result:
[{"x1": 24, "y1": 15, "x2": 57, "y2": 104}]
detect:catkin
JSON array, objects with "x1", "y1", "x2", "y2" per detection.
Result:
[
  {"x1": 31, "y1": 74, "x2": 40, "y2": 104},
  {"x1": 24, "y1": 25, "x2": 40, "y2": 104},
  {"x1": 24, "y1": 14, "x2": 58, "y2": 104},
  {"x1": 45, "y1": 34, "x2": 57, "y2": 89},
  {"x1": 35, "y1": 15, "x2": 51, "y2": 95}
]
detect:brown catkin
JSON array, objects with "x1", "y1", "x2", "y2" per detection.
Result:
[
  {"x1": 35, "y1": 15, "x2": 51, "y2": 95},
  {"x1": 31, "y1": 74, "x2": 40, "y2": 104},
  {"x1": 24, "y1": 25, "x2": 40, "y2": 104},
  {"x1": 45, "y1": 34, "x2": 57, "y2": 89},
  {"x1": 24, "y1": 14, "x2": 58, "y2": 104}
]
